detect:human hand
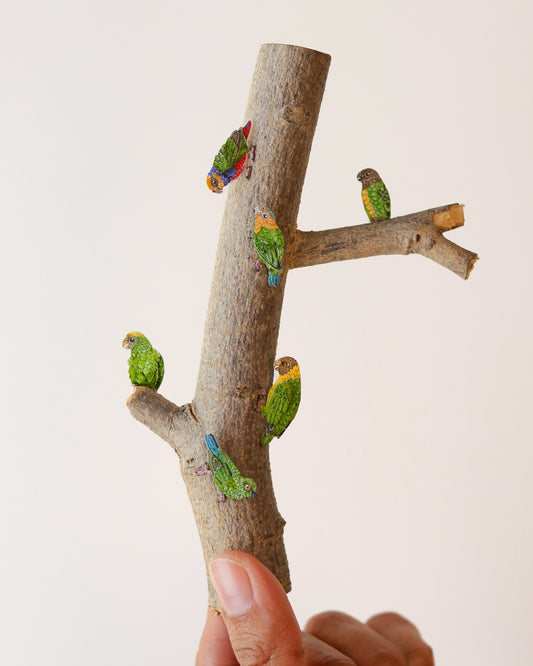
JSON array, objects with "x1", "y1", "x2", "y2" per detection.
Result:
[{"x1": 196, "y1": 550, "x2": 434, "y2": 665}]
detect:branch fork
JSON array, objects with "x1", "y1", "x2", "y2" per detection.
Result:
[{"x1": 289, "y1": 203, "x2": 477, "y2": 279}]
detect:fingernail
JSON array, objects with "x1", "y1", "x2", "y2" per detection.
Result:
[{"x1": 209, "y1": 558, "x2": 254, "y2": 617}]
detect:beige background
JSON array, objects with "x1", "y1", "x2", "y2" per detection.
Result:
[{"x1": 2, "y1": 0, "x2": 532, "y2": 663}]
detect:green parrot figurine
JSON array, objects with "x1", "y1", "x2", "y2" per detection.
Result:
[
  {"x1": 260, "y1": 357, "x2": 301, "y2": 446},
  {"x1": 122, "y1": 331, "x2": 164, "y2": 390},
  {"x1": 356, "y1": 168, "x2": 391, "y2": 221},
  {"x1": 253, "y1": 206, "x2": 284, "y2": 287},
  {"x1": 197, "y1": 434, "x2": 257, "y2": 501}
]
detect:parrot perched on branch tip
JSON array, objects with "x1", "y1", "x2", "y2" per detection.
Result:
[{"x1": 122, "y1": 331, "x2": 164, "y2": 390}]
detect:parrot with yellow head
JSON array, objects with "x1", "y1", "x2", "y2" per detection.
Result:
[
  {"x1": 260, "y1": 357, "x2": 301, "y2": 446},
  {"x1": 122, "y1": 332, "x2": 164, "y2": 390}
]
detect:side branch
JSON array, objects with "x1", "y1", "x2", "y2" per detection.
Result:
[
  {"x1": 126, "y1": 387, "x2": 200, "y2": 454},
  {"x1": 288, "y1": 204, "x2": 478, "y2": 279}
]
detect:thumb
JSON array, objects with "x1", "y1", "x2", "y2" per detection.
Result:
[{"x1": 209, "y1": 551, "x2": 304, "y2": 666}]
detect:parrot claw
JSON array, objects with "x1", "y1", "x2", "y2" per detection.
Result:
[
  {"x1": 249, "y1": 145, "x2": 256, "y2": 161},
  {"x1": 196, "y1": 464, "x2": 226, "y2": 501},
  {"x1": 253, "y1": 259, "x2": 262, "y2": 271},
  {"x1": 256, "y1": 395, "x2": 266, "y2": 412},
  {"x1": 245, "y1": 165, "x2": 253, "y2": 179},
  {"x1": 248, "y1": 256, "x2": 262, "y2": 272},
  {"x1": 196, "y1": 462, "x2": 211, "y2": 476}
]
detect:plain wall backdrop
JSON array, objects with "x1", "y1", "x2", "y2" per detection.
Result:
[{"x1": 2, "y1": 0, "x2": 532, "y2": 663}]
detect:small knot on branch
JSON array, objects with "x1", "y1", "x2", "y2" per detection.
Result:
[{"x1": 281, "y1": 104, "x2": 312, "y2": 125}]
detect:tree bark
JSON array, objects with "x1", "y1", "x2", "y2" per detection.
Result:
[{"x1": 126, "y1": 43, "x2": 478, "y2": 612}]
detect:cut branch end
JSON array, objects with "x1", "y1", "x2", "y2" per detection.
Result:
[{"x1": 432, "y1": 203, "x2": 464, "y2": 231}]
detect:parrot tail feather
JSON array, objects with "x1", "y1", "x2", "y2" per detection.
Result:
[
  {"x1": 242, "y1": 120, "x2": 251, "y2": 138},
  {"x1": 260, "y1": 432, "x2": 274, "y2": 446},
  {"x1": 268, "y1": 272, "x2": 280, "y2": 287},
  {"x1": 205, "y1": 434, "x2": 219, "y2": 455}
]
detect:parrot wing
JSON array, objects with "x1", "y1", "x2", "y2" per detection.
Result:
[
  {"x1": 254, "y1": 229, "x2": 283, "y2": 271},
  {"x1": 369, "y1": 182, "x2": 391, "y2": 219},
  {"x1": 154, "y1": 351, "x2": 164, "y2": 390},
  {"x1": 208, "y1": 447, "x2": 231, "y2": 486},
  {"x1": 265, "y1": 378, "x2": 300, "y2": 436},
  {"x1": 213, "y1": 129, "x2": 247, "y2": 173},
  {"x1": 144, "y1": 351, "x2": 161, "y2": 386},
  {"x1": 131, "y1": 350, "x2": 161, "y2": 388},
  {"x1": 206, "y1": 435, "x2": 239, "y2": 482}
]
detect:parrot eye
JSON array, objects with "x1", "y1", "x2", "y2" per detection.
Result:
[
  {"x1": 262, "y1": 213, "x2": 268, "y2": 219},
  {"x1": 244, "y1": 483, "x2": 251, "y2": 491},
  {"x1": 129, "y1": 336, "x2": 136, "y2": 343}
]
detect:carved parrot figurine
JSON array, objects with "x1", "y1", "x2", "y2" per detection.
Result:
[
  {"x1": 206, "y1": 121, "x2": 255, "y2": 193},
  {"x1": 197, "y1": 434, "x2": 257, "y2": 501},
  {"x1": 260, "y1": 357, "x2": 301, "y2": 446},
  {"x1": 356, "y1": 168, "x2": 391, "y2": 221},
  {"x1": 253, "y1": 206, "x2": 284, "y2": 287},
  {"x1": 122, "y1": 331, "x2": 164, "y2": 390}
]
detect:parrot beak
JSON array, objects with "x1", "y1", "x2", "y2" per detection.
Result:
[
  {"x1": 122, "y1": 338, "x2": 129, "y2": 349},
  {"x1": 250, "y1": 489, "x2": 257, "y2": 498},
  {"x1": 254, "y1": 206, "x2": 263, "y2": 214},
  {"x1": 356, "y1": 172, "x2": 362, "y2": 181}
]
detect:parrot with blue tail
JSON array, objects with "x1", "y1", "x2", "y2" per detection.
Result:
[
  {"x1": 122, "y1": 332, "x2": 164, "y2": 390},
  {"x1": 197, "y1": 434, "x2": 257, "y2": 501},
  {"x1": 260, "y1": 357, "x2": 301, "y2": 446},
  {"x1": 207, "y1": 121, "x2": 255, "y2": 193},
  {"x1": 356, "y1": 168, "x2": 391, "y2": 221},
  {"x1": 253, "y1": 206, "x2": 284, "y2": 287}
]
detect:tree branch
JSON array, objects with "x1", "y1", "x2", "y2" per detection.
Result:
[
  {"x1": 125, "y1": 44, "x2": 479, "y2": 613},
  {"x1": 126, "y1": 387, "x2": 200, "y2": 452},
  {"x1": 288, "y1": 204, "x2": 478, "y2": 279}
]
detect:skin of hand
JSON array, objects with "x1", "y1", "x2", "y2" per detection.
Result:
[{"x1": 196, "y1": 551, "x2": 434, "y2": 666}]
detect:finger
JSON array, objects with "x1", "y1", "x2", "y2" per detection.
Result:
[
  {"x1": 196, "y1": 608, "x2": 238, "y2": 666},
  {"x1": 305, "y1": 610, "x2": 406, "y2": 665},
  {"x1": 209, "y1": 551, "x2": 305, "y2": 666},
  {"x1": 301, "y1": 632, "x2": 356, "y2": 665},
  {"x1": 366, "y1": 612, "x2": 434, "y2": 666}
]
